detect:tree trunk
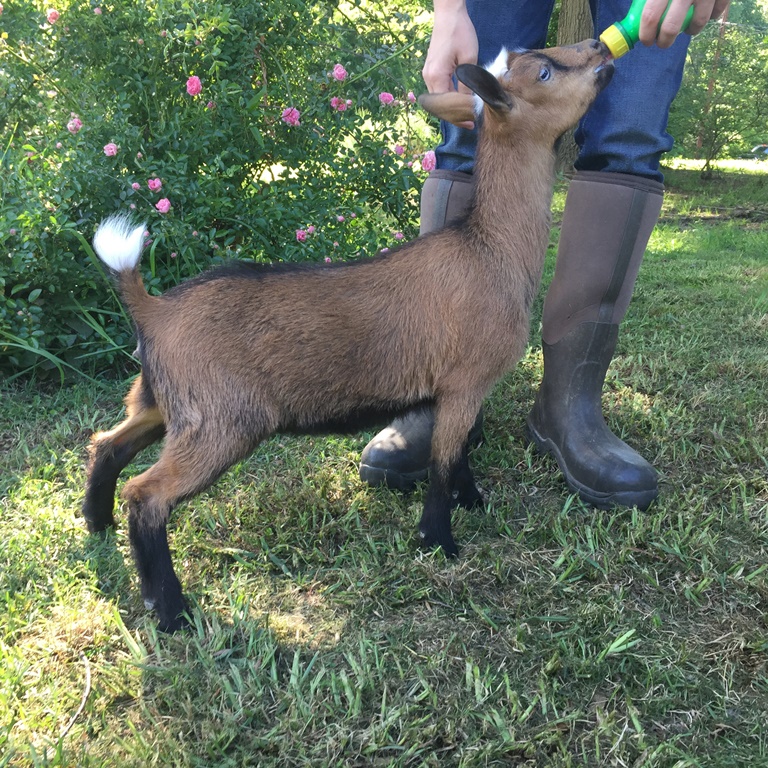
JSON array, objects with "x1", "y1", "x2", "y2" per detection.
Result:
[
  {"x1": 696, "y1": 5, "x2": 730, "y2": 175},
  {"x1": 555, "y1": 0, "x2": 594, "y2": 174}
]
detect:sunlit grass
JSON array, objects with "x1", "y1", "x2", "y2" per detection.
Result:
[
  {"x1": 666, "y1": 156, "x2": 768, "y2": 175},
  {"x1": 1, "y1": 165, "x2": 766, "y2": 766}
]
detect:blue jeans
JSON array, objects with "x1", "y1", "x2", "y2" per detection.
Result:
[{"x1": 435, "y1": 0, "x2": 690, "y2": 182}]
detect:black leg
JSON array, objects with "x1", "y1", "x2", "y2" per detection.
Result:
[
  {"x1": 418, "y1": 460, "x2": 459, "y2": 558},
  {"x1": 451, "y1": 442, "x2": 484, "y2": 510},
  {"x1": 83, "y1": 423, "x2": 165, "y2": 532},
  {"x1": 128, "y1": 504, "x2": 188, "y2": 632}
]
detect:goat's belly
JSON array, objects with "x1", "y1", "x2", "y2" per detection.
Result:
[{"x1": 281, "y1": 397, "x2": 435, "y2": 436}]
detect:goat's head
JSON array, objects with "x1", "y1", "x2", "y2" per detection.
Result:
[{"x1": 420, "y1": 40, "x2": 613, "y2": 144}]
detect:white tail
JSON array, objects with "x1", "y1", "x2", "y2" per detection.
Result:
[{"x1": 92, "y1": 215, "x2": 146, "y2": 272}]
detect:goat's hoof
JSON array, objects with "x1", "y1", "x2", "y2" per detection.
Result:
[
  {"x1": 452, "y1": 483, "x2": 484, "y2": 510},
  {"x1": 419, "y1": 528, "x2": 459, "y2": 559},
  {"x1": 156, "y1": 612, "x2": 190, "y2": 634},
  {"x1": 83, "y1": 513, "x2": 116, "y2": 534}
]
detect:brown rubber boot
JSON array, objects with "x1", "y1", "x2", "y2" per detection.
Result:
[
  {"x1": 417, "y1": 169, "x2": 475, "y2": 235},
  {"x1": 359, "y1": 170, "x2": 477, "y2": 490},
  {"x1": 527, "y1": 170, "x2": 664, "y2": 510}
]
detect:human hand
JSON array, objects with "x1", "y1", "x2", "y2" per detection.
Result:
[
  {"x1": 422, "y1": 0, "x2": 478, "y2": 128},
  {"x1": 638, "y1": 0, "x2": 731, "y2": 48}
]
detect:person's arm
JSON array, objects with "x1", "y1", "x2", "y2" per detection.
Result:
[
  {"x1": 639, "y1": 0, "x2": 732, "y2": 49},
  {"x1": 421, "y1": 0, "x2": 478, "y2": 94}
]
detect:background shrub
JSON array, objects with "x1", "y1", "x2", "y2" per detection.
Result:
[
  {"x1": 3, "y1": 0, "x2": 766, "y2": 379},
  {"x1": 0, "y1": 0, "x2": 435, "y2": 378}
]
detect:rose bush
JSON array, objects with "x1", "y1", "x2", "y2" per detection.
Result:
[{"x1": 0, "y1": 0, "x2": 436, "y2": 377}]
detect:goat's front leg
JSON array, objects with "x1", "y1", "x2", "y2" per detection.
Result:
[
  {"x1": 418, "y1": 398, "x2": 483, "y2": 557},
  {"x1": 419, "y1": 459, "x2": 460, "y2": 557},
  {"x1": 451, "y1": 440, "x2": 484, "y2": 510}
]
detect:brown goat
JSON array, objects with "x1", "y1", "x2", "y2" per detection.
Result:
[{"x1": 83, "y1": 41, "x2": 613, "y2": 631}]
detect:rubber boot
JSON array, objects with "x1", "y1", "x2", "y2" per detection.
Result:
[
  {"x1": 527, "y1": 170, "x2": 663, "y2": 510},
  {"x1": 359, "y1": 170, "x2": 477, "y2": 490}
]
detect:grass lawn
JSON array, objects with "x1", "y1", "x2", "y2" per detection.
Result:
[{"x1": 1, "y1": 162, "x2": 766, "y2": 767}]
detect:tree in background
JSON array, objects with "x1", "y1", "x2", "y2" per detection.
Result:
[{"x1": 668, "y1": 1, "x2": 768, "y2": 174}]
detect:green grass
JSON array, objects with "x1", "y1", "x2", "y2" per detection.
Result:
[{"x1": 1, "y1": 163, "x2": 767, "y2": 767}]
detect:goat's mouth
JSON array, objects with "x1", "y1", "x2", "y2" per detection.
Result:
[
  {"x1": 594, "y1": 57, "x2": 615, "y2": 89},
  {"x1": 594, "y1": 46, "x2": 615, "y2": 72},
  {"x1": 593, "y1": 40, "x2": 615, "y2": 72}
]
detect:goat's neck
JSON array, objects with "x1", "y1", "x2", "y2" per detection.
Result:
[{"x1": 470, "y1": 136, "x2": 556, "y2": 264}]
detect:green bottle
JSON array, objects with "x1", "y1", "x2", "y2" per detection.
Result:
[{"x1": 600, "y1": 0, "x2": 695, "y2": 59}]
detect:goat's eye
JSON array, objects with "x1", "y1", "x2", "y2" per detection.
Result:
[{"x1": 539, "y1": 66, "x2": 551, "y2": 81}]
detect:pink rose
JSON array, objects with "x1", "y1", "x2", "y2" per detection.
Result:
[
  {"x1": 94, "y1": 7, "x2": 102, "y2": 14},
  {"x1": 67, "y1": 117, "x2": 82, "y2": 134},
  {"x1": 324, "y1": 257, "x2": 332, "y2": 263},
  {"x1": 421, "y1": 150, "x2": 436, "y2": 172},
  {"x1": 407, "y1": 91, "x2": 416, "y2": 104},
  {"x1": 131, "y1": 182, "x2": 140, "y2": 190},
  {"x1": 337, "y1": 215, "x2": 345, "y2": 223},
  {"x1": 394, "y1": 232, "x2": 404, "y2": 240},
  {"x1": 394, "y1": 145, "x2": 405, "y2": 156},
  {"x1": 281, "y1": 107, "x2": 300, "y2": 126},
  {"x1": 186, "y1": 76, "x2": 202, "y2": 96},
  {"x1": 103, "y1": 143, "x2": 118, "y2": 156},
  {"x1": 206, "y1": 101, "x2": 216, "y2": 110},
  {"x1": 56, "y1": 141, "x2": 62, "y2": 149},
  {"x1": 379, "y1": 92, "x2": 394, "y2": 106},
  {"x1": 296, "y1": 229, "x2": 307, "y2": 242},
  {"x1": 155, "y1": 198, "x2": 171, "y2": 213},
  {"x1": 46, "y1": 9, "x2": 60, "y2": 24},
  {"x1": 332, "y1": 64, "x2": 347, "y2": 82},
  {"x1": 147, "y1": 177, "x2": 162, "y2": 192},
  {"x1": 330, "y1": 96, "x2": 347, "y2": 113},
  {"x1": 307, "y1": 225, "x2": 316, "y2": 234}
]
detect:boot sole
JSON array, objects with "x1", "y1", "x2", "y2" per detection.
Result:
[
  {"x1": 526, "y1": 418, "x2": 657, "y2": 512},
  {"x1": 358, "y1": 463, "x2": 428, "y2": 492},
  {"x1": 358, "y1": 421, "x2": 484, "y2": 492}
]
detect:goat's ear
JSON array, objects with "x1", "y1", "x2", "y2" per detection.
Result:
[
  {"x1": 418, "y1": 92, "x2": 477, "y2": 126},
  {"x1": 455, "y1": 64, "x2": 513, "y2": 112}
]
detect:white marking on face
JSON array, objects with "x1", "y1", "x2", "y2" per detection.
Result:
[{"x1": 484, "y1": 48, "x2": 509, "y2": 78}]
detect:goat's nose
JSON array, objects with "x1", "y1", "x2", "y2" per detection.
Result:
[{"x1": 593, "y1": 39, "x2": 611, "y2": 58}]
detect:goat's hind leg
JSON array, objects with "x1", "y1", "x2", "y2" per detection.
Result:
[
  {"x1": 123, "y1": 429, "x2": 257, "y2": 632},
  {"x1": 83, "y1": 375, "x2": 165, "y2": 532}
]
